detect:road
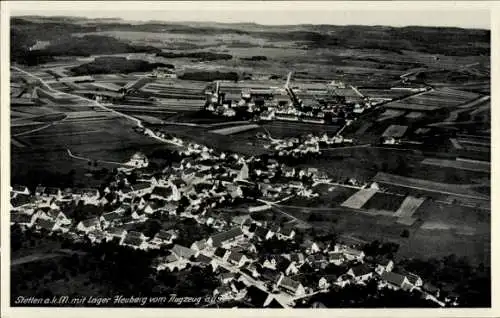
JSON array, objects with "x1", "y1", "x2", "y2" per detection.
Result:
[
  {"x1": 12, "y1": 66, "x2": 184, "y2": 147},
  {"x1": 66, "y1": 149, "x2": 129, "y2": 166},
  {"x1": 350, "y1": 85, "x2": 365, "y2": 98},
  {"x1": 374, "y1": 179, "x2": 489, "y2": 201},
  {"x1": 312, "y1": 181, "x2": 362, "y2": 190},
  {"x1": 12, "y1": 122, "x2": 54, "y2": 137},
  {"x1": 457, "y1": 95, "x2": 490, "y2": 109},
  {"x1": 13, "y1": 66, "x2": 142, "y2": 127},
  {"x1": 320, "y1": 143, "x2": 371, "y2": 151}
]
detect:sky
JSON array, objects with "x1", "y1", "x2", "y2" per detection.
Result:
[{"x1": 8, "y1": 1, "x2": 491, "y2": 29}]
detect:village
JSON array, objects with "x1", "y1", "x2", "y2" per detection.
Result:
[{"x1": 10, "y1": 131, "x2": 449, "y2": 308}]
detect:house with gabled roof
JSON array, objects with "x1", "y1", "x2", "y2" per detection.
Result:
[
  {"x1": 190, "y1": 239, "x2": 207, "y2": 252},
  {"x1": 347, "y1": 264, "x2": 373, "y2": 283},
  {"x1": 375, "y1": 259, "x2": 394, "y2": 275},
  {"x1": 171, "y1": 244, "x2": 197, "y2": 260},
  {"x1": 230, "y1": 280, "x2": 248, "y2": 299},
  {"x1": 10, "y1": 194, "x2": 36, "y2": 211},
  {"x1": 233, "y1": 241, "x2": 257, "y2": 255},
  {"x1": 44, "y1": 187, "x2": 63, "y2": 200},
  {"x1": 218, "y1": 271, "x2": 236, "y2": 284},
  {"x1": 136, "y1": 196, "x2": 147, "y2": 210},
  {"x1": 306, "y1": 254, "x2": 329, "y2": 271},
  {"x1": 11, "y1": 212, "x2": 38, "y2": 228},
  {"x1": 150, "y1": 186, "x2": 175, "y2": 201},
  {"x1": 318, "y1": 276, "x2": 335, "y2": 290},
  {"x1": 163, "y1": 202, "x2": 179, "y2": 216},
  {"x1": 131, "y1": 208, "x2": 147, "y2": 221},
  {"x1": 231, "y1": 214, "x2": 251, "y2": 228},
  {"x1": 253, "y1": 226, "x2": 274, "y2": 241},
  {"x1": 105, "y1": 227, "x2": 127, "y2": 242},
  {"x1": 121, "y1": 231, "x2": 148, "y2": 250},
  {"x1": 50, "y1": 209, "x2": 72, "y2": 227},
  {"x1": 35, "y1": 186, "x2": 46, "y2": 197},
  {"x1": 242, "y1": 263, "x2": 261, "y2": 279},
  {"x1": 405, "y1": 272, "x2": 423, "y2": 287},
  {"x1": 193, "y1": 253, "x2": 217, "y2": 271},
  {"x1": 260, "y1": 267, "x2": 280, "y2": 284},
  {"x1": 275, "y1": 256, "x2": 299, "y2": 276},
  {"x1": 334, "y1": 274, "x2": 352, "y2": 288},
  {"x1": 379, "y1": 271, "x2": 414, "y2": 291},
  {"x1": 334, "y1": 244, "x2": 365, "y2": 262},
  {"x1": 11, "y1": 185, "x2": 30, "y2": 195},
  {"x1": 214, "y1": 247, "x2": 231, "y2": 261},
  {"x1": 276, "y1": 227, "x2": 296, "y2": 240},
  {"x1": 76, "y1": 217, "x2": 101, "y2": 234},
  {"x1": 118, "y1": 185, "x2": 134, "y2": 199},
  {"x1": 227, "y1": 251, "x2": 249, "y2": 267},
  {"x1": 422, "y1": 282, "x2": 440, "y2": 298},
  {"x1": 150, "y1": 229, "x2": 177, "y2": 247},
  {"x1": 168, "y1": 177, "x2": 186, "y2": 190},
  {"x1": 72, "y1": 188, "x2": 100, "y2": 205},
  {"x1": 207, "y1": 227, "x2": 244, "y2": 248},
  {"x1": 34, "y1": 218, "x2": 58, "y2": 232},
  {"x1": 276, "y1": 274, "x2": 306, "y2": 297},
  {"x1": 213, "y1": 285, "x2": 233, "y2": 301},
  {"x1": 290, "y1": 253, "x2": 306, "y2": 265},
  {"x1": 144, "y1": 200, "x2": 165, "y2": 215},
  {"x1": 262, "y1": 255, "x2": 280, "y2": 270},
  {"x1": 130, "y1": 182, "x2": 154, "y2": 196},
  {"x1": 152, "y1": 254, "x2": 188, "y2": 272},
  {"x1": 88, "y1": 230, "x2": 107, "y2": 243},
  {"x1": 328, "y1": 252, "x2": 345, "y2": 266},
  {"x1": 101, "y1": 192, "x2": 119, "y2": 206},
  {"x1": 99, "y1": 212, "x2": 124, "y2": 229}
]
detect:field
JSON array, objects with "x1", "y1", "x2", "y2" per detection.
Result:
[
  {"x1": 279, "y1": 180, "x2": 489, "y2": 264},
  {"x1": 373, "y1": 172, "x2": 488, "y2": 199},
  {"x1": 384, "y1": 88, "x2": 482, "y2": 113},
  {"x1": 381, "y1": 124, "x2": 408, "y2": 138},
  {"x1": 405, "y1": 111, "x2": 424, "y2": 119},
  {"x1": 11, "y1": 108, "x2": 171, "y2": 188},
  {"x1": 360, "y1": 89, "x2": 412, "y2": 100},
  {"x1": 384, "y1": 103, "x2": 439, "y2": 112},
  {"x1": 209, "y1": 124, "x2": 260, "y2": 135},
  {"x1": 296, "y1": 199, "x2": 489, "y2": 265},
  {"x1": 421, "y1": 157, "x2": 490, "y2": 173},
  {"x1": 340, "y1": 188, "x2": 378, "y2": 209},
  {"x1": 376, "y1": 109, "x2": 405, "y2": 122},
  {"x1": 361, "y1": 192, "x2": 407, "y2": 212},
  {"x1": 393, "y1": 196, "x2": 426, "y2": 218}
]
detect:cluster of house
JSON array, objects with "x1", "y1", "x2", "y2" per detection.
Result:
[
  {"x1": 147, "y1": 219, "x2": 446, "y2": 307},
  {"x1": 9, "y1": 134, "x2": 327, "y2": 250},
  {"x1": 10, "y1": 128, "x2": 449, "y2": 308},
  {"x1": 257, "y1": 132, "x2": 353, "y2": 158},
  {"x1": 257, "y1": 133, "x2": 317, "y2": 155},
  {"x1": 10, "y1": 175, "x2": 447, "y2": 308}
]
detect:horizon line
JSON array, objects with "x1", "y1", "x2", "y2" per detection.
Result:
[{"x1": 10, "y1": 14, "x2": 491, "y2": 31}]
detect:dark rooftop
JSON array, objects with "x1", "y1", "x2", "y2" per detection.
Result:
[{"x1": 209, "y1": 227, "x2": 244, "y2": 247}]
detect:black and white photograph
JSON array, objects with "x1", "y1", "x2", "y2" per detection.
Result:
[{"x1": 1, "y1": 0, "x2": 495, "y2": 314}]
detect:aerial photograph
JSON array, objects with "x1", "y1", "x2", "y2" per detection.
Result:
[{"x1": 7, "y1": 2, "x2": 491, "y2": 310}]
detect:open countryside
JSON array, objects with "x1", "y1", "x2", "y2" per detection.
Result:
[{"x1": 9, "y1": 10, "x2": 490, "y2": 310}]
